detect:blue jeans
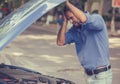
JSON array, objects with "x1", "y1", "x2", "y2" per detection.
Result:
[{"x1": 86, "y1": 69, "x2": 112, "y2": 84}]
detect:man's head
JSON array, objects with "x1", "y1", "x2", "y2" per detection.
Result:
[{"x1": 63, "y1": 3, "x2": 84, "y2": 27}]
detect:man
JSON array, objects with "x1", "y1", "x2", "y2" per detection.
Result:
[
  {"x1": 57, "y1": 12, "x2": 64, "y2": 28},
  {"x1": 56, "y1": 12, "x2": 64, "y2": 34},
  {"x1": 57, "y1": 0, "x2": 112, "y2": 84}
]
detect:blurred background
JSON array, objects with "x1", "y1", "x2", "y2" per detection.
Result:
[{"x1": 0, "y1": 0, "x2": 120, "y2": 34}]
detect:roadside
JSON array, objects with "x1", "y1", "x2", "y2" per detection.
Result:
[{"x1": 0, "y1": 22, "x2": 120, "y2": 84}]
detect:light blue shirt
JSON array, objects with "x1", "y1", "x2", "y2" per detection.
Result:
[{"x1": 65, "y1": 12, "x2": 110, "y2": 70}]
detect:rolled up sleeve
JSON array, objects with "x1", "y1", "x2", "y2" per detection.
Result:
[
  {"x1": 82, "y1": 12, "x2": 105, "y2": 31},
  {"x1": 65, "y1": 30, "x2": 74, "y2": 45}
]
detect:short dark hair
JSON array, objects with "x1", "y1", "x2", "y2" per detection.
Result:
[{"x1": 63, "y1": 2, "x2": 84, "y2": 13}]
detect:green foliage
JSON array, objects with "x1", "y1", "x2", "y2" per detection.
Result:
[
  {"x1": 108, "y1": 8, "x2": 120, "y2": 14},
  {"x1": 102, "y1": 15, "x2": 120, "y2": 22},
  {"x1": 55, "y1": 0, "x2": 86, "y2": 14},
  {"x1": 92, "y1": 10, "x2": 98, "y2": 14},
  {"x1": 115, "y1": 16, "x2": 120, "y2": 22},
  {"x1": 102, "y1": 15, "x2": 111, "y2": 21}
]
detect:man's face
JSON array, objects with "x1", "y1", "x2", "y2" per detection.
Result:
[{"x1": 65, "y1": 11, "x2": 80, "y2": 27}]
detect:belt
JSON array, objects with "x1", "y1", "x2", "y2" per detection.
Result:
[{"x1": 85, "y1": 65, "x2": 111, "y2": 76}]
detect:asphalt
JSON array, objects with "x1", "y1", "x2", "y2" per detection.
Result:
[{"x1": 0, "y1": 22, "x2": 120, "y2": 84}]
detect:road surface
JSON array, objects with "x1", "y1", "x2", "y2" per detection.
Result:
[{"x1": 0, "y1": 23, "x2": 120, "y2": 84}]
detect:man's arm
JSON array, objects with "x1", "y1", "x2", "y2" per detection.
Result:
[
  {"x1": 57, "y1": 15, "x2": 67, "y2": 46},
  {"x1": 66, "y1": 0, "x2": 87, "y2": 23}
]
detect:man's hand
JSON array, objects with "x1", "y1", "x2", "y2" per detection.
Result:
[
  {"x1": 64, "y1": 0, "x2": 87, "y2": 23},
  {"x1": 66, "y1": 0, "x2": 69, "y2": 3},
  {"x1": 57, "y1": 14, "x2": 67, "y2": 46},
  {"x1": 66, "y1": 0, "x2": 70, "y2": 5},
  {"x1": 63, "y1": 14, "x2": 67, "y2": 24}
]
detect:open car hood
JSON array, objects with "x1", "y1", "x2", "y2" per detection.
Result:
[{"x1": 0, "y1": 0, "x2": 65, "y2": 50}]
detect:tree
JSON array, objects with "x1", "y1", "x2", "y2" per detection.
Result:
[
  {"x1": 111, "y1": 8, "x2": 116, "y2": 33},
  {"x1": 85, "y1": 0, "x2": 99, "y2": 13},
  {"x1": 98, "y1": 0, "x2": 104, "y2": 15}
]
